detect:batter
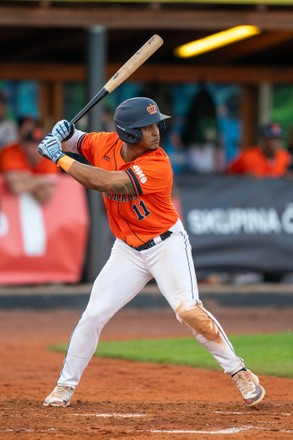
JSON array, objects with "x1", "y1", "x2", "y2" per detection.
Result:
[{"x1": 38, "y1": 97, "x2": 265, "y2": 407}]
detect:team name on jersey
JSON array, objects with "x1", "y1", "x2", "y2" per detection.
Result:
[{"x1": 103, "y1": 192, "x2": 138, "y2": 202}]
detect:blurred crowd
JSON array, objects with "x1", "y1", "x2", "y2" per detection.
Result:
[
  {"x1": 2, "y1": 87, "x2": 293, "y2": 182},
  {"x1": 1, "y1": 87, "x2": 293, "y2": 286},
  {"x1": 0, "y1": 91, "x2": 60, "y2": 205}
]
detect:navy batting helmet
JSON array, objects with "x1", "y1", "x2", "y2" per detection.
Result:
[{"x1": 114, "y1": 97, "x2": 170, "y2": 144}]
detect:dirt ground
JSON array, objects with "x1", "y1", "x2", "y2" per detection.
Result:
[{"x1": 0, "y1": 305, "x2": 292, "y2": 439}]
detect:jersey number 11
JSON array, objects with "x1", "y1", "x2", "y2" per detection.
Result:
[{"x1": 132, "y1": 201, "x2": 151, "y2": 220}]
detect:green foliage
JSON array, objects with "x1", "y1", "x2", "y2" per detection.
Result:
[
  {"x1": 272, "y1": 85, "x2": 293, "y2": 146},
  {"x1": 53, "y1": 331, "x2": 293, "y2": 378}
]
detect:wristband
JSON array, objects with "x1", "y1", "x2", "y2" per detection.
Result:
[{"x1": 57, "y1": 156, "x2": 75, "y2": 172}]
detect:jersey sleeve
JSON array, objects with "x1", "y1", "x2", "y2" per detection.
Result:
[
  {"x1": 78, "y1": 132, "x2": 118, "y2": 166},
  {"x1": 126, "y1": 153, "x2": 173, "y2": 196}
]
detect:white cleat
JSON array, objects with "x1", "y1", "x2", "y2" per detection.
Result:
[
  {"x1": 232, "y1": 369, "x2": 265, "y2": 406},
  {"x1": 43, "y1": 385, "x2": 74, "y2": 407}
]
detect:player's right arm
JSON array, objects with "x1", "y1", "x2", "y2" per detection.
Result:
[
  {"x1": 38, "y1": 133, "x2": 135, "y2": 194},
  {"x1": 62, "y1": 160, "x2": 135, "y2": 194}
]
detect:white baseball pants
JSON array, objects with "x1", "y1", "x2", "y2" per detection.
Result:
[{"x1": 57, "y1": 219, "x2": 244, "y2": 388}]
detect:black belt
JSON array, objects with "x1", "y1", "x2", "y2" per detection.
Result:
[{"x1": 130, "y1": 230, "x2": 172, "y2": 251}]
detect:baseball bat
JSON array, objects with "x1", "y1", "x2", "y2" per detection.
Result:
[{"x1": 70, "y1": 34, "x2": 164, "y2": 125}]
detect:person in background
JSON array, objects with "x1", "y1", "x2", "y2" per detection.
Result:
[
  {"x1": 0, "y1": 91, "x2": 18, "y2": 150},
  {"x1": 227, "y1": 122, "x2": 290, "y2": 178},
  {"x1": 17, "y1": 115, "x2": 37, "y2": 142},
  {"x1": 286, "y1": 125, "x2": 293, "y2": 174},
  {"x1": 181, "y1": 83, "x2": 224, "y2": 175},
  {"x1": 227, "y1": 122, "x2": 290, "y2": 285},
  {"x1": 0, "y1": 123, "x2": 60, "y2": 205}
]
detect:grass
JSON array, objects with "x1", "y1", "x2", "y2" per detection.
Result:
[{"x1": 53, "y1": 331, "x2": 293, "y2": 378}]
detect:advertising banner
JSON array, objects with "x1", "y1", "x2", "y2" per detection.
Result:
[
  {"x1": 0, "y1": 175, "x2": 89, "y2": 284},
  {"x1": 179, "y1": 175, "x2": 293, "y2": 274}
]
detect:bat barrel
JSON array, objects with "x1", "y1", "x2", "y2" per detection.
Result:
[{"x1": 70, "y1": 34, "x2": 163, "y2": 124}]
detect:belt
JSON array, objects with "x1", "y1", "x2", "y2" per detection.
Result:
[{"x1": 130, "y1": 230, "x2": 172, "y2": 251}]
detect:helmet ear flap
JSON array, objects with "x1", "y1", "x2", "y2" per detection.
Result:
[
  {"x1": 115, "y1": 124, "x2": 142, "y2": 144},
  {"x1": 126, "y1": 127, "x2": 142, "y2": 144}
]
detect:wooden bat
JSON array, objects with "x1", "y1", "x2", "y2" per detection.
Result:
[{"x1": 70, "y1": 34, "x2": 163, "y2": 124}]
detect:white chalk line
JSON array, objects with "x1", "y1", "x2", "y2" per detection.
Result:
[
  {"x1": 214, "y1": 411, "x2": 292, "y2": 417},
  {"x1": 150, "y1": 427, "x2": 252, "y2": 434},
  {"x1": 3, "y1": 423, "x2": 293, "y2": 435},
  {"x1": 150, "y1": 427, "x2": 293, "y2": 435},
  {"x1": 69, "y1": 413, "x2": 146, "y2": 418}
]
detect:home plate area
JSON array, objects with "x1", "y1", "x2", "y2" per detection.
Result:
[
  {"x1": 65, "y1": 402, "x2": 293, "y2": 437},
  {"x1": 67, "y1": 404, "x2": 293, "y2": 436},
  {"x1": 1, "y1": 400, "x2": 293, "y2": 439}
]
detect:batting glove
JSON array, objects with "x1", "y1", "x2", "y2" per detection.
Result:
[
  {"x1": 52, "y1": 119, "x2": 75, "y2": 142},
  {"x1": 38, "y1": 134, "x2": 65, "y2": 164}
]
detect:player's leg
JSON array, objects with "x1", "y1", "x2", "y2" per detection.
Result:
[
  {"x1": 147, "y1": 222, "x2": 265, "y2": 405},
  {"x1": 146, "y1": 226, "x2": 244, "y2": 373},
  {"x1": 44, "y1": 239, "x2": 152, "y2": 406}
]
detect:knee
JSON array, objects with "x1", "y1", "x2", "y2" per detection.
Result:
[
  {"x1": 82, "y1": 307, "x2": 109, "y2": 329},
  {"x1": 176, "y1": 303, "x2": 221, "y2": 342}
]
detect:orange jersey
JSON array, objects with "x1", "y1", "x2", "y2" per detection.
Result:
[
  {"x1": 0, "y1": 143, "x2": 60, "y2": 174},
  {"x1": 227, "y1": 147, "x2": 290, "y2": 178},
  {"x1": 78, "y1": 131, "x2": 179, "y2": 247}
]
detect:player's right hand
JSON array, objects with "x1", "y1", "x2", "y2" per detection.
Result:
[
  {"x1": 52, "y1": 119, "x2": 75, "y2": 142},
  {"x1": 38, "y1": 133, "x2": 65, "y2": 164}
]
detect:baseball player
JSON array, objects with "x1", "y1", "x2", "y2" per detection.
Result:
[{"x1": 38, "y1": 97, "x2": 265, "y2": 408}]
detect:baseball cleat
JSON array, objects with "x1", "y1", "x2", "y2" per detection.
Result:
[
  {"x1": 232, "y1": 369, "x2": 265, "y2": 406},
  {"x1": 43, "y1": 385, "x2": 74, "y2": 407}
]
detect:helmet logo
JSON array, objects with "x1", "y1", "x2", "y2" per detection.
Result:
[{"x1": 147, "y1": 104, "x2": 157, "y2": 115}]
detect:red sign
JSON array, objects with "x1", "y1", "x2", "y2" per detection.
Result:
[{"x1": 0, "y1": 175, "x2": 89, "y2": 284}]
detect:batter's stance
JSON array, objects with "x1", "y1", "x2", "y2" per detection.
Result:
[{"x1": 38, "y1": 97, "x2": 265, "y2": 407}]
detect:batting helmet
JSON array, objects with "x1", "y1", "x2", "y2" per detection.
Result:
[{"x1": 114, "y1": 97, "x2": 170, "y2": 144}]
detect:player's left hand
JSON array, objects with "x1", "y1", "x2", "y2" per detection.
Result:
[
  {"x1": 52, "y1": 119, "x2": 75, "y2": 142},
  {"x1": 38, "y1": 134, "x2": 65, "y2": 164}
]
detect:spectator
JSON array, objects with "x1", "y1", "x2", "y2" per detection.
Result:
[
  {"x1": 17, "y1": 115, "x2": 37, "y2": 142},
  {"x1": 0, "y1": 124, "x2": 60, "y2": 205},
  {"x1": 181, "y1": 83, "x2": 224, "y2": 174},
  {"x1": 286, "y1": 125, "x2": 293, "y2": 173},
  {"x1": 227, "y1": 122, "x2": 290, "y2": 178},
  {"x1": 0, "y1": 91, "x2": 18, "y2": 149},
  {"x1": 226, "y1": 122, "x2": 290, "y2": 284}
]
